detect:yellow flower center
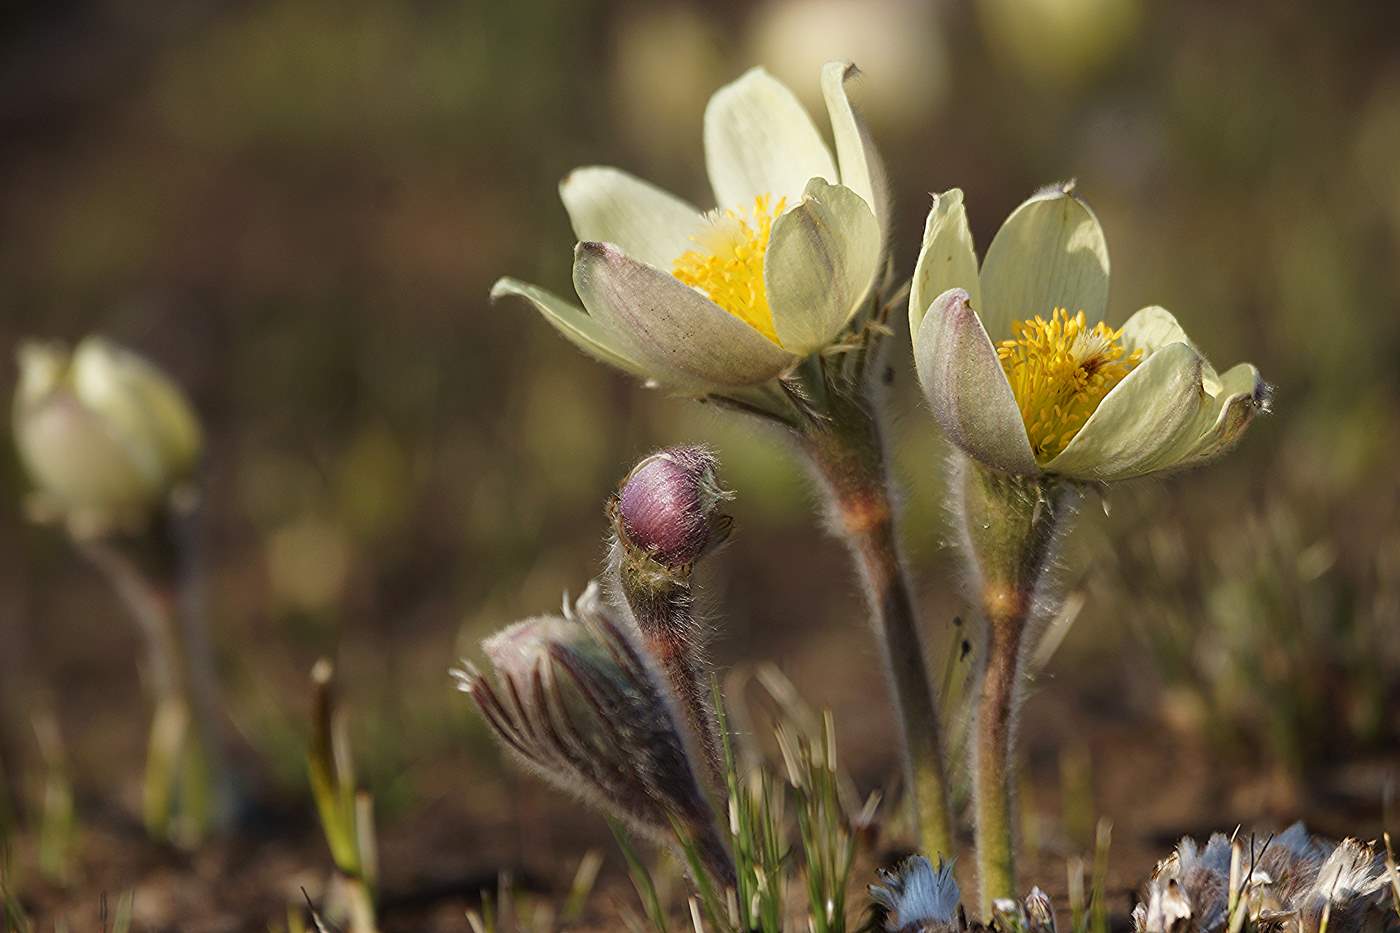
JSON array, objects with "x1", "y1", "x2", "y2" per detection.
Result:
[
  {"x1": 997, "y1": 307, "x2": 1143, "y2": 463},
  {"x1": 672, "y1": 194, "x2": 786, "y2": 344}
]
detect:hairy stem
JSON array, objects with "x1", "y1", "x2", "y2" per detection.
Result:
[
  {"x1": 611, "y1": 561, "x2": 725, "y2": 793},
  {"x1": 973, "y1": 607, "x2": 1024, "y2": 915},
  {"x1": 800, "y1": 385, "x2": 954, "y2": 858},
  {"x1": 959, "y1": 458, "x2": 1076, "y2": 914}
]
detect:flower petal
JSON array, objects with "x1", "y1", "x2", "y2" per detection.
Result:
[
  {"x1": 765, "y1": 178, "x2": 881, "y2": 355},
  {"x1": 491, "y1": 277, "x2": 649, "y2": 379},
  {"x1": 1170, "y1": 362, "x2": 1269, "y2": 470},
  {"x1": 559, "y1": 167, "x2": 703, "y2": 272},
  {"x1": 1117, "y1": 304, "x2": 1195, "y2": 355},
  {"x1": 1115, "y1": 305, "x2": 1269, "y2": 472},
  {"x1": 572, "y1": 242, "x2": 797, "y2": 391},
  {"x1": 820, "y1": 61, "x2": 890, "y2": 236},
  {"x1": 979, "y1": 184, "x2": 1111, "y2": 342},
  {"x1": 913, "y1": 288, "x2": 1038, "y2": 475},
  {"x1": 910, "y1": 189, "x2": 981, "y2": 341},
  {"x1": 704, "y1": 67, "x2": 837, "y2": 209},
  {"x1": 1043, "y1": 342, "x2": 1207, "y2": 481}
]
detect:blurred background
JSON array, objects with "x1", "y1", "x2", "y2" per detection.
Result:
[{"x1": 1, "y1": 0, "x2": 1398, "y2": 928}]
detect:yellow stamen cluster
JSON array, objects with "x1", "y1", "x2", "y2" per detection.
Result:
[
  {"x1": 672, "y1": 195, "x2": 786, "y2": 344},
  {"x1": 997, "y1": 307, "x2": 1142, "y2": 463}
]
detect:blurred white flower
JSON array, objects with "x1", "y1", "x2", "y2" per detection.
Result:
[
  {"x1": 978, "y1": 0, "x2": 1141, "y2": 90},
  {"x1": 494, "y1": 63, "x2": 887, "y2": 395},
  {"x1": 910, "y1": 185, "x2": 1268, "y2": 482},
  {"x1": 13, "y1": 336, "x2": 202, "y2": 532},
  {"x1": 747, "y1": 0, "x2": 948, "y2": 128},
  {"x1": 266, "y1": 516, "x2": 352, "y2": 614}
]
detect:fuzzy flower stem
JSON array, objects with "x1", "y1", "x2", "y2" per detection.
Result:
[
  {"x1": 798, "y1": 379, "x2": 954, "y2": 859},
  {"x1": 632, "y1": 582, "x2": 728, "y2": 784},
  {"x1": 611, "y1": 558, "x2": 726, "y2": 791},
  {"x1": 958, "y1": 457, "x2": 1077, "y2": 916}
]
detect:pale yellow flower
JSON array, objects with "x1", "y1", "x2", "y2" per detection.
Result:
[
  {"x1": 910, "y1": 185, "x2": 1268, "y2": 482},
  {"x1": 494, "y1": 63, "x2": 887, "y2": 395}
]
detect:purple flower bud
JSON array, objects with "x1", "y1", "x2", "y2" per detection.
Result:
[{"x1": 615, "y1": 447, "x2": 731, "y2": 570}]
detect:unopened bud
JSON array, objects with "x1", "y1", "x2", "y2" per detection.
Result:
[
  {"x1": 12, "y1": 336, "x2": 201, "y2": 533},
  {"x1": 869, "y1": 855, "x2": 963, "y2": 933},
  {"x1": 454, "y1": 582, "x2": 734, "y2": 885},
  {"x1": 614, "y1": 446, "x2": 731, "y2": 570}
]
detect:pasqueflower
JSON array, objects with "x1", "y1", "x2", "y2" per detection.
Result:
[
  {"x1": 910, "y1": 185, "x2": 1268, "y2": 482},
  {"x1": 493, "y1": 62, "x2": 886, "y2": 395}
]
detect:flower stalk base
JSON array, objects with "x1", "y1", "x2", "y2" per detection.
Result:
[
  {"x1": 76, "y1": 505, "x2": 233, "y2": 844},
  {"x1": 958, "y1": 457, "x2": 1078, "y2": 916},
  {"x1": 796, "y1": 365, "x2": 954, "y2": 859}
]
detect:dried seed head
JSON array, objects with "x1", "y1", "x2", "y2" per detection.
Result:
[
  {"x1": 1134, "y1": 825, "x2": 1392, "y2": 933},
  {"x1": 870, "y1": 855, "x2": 964, "y2": 933},
  {"x1": 614, "y1": 446, "x2": 732, "y2": 571},
  {"x1": 1298, "y1": 837, "x2": 1391, "y2": 933},
  {"x1": 453, "y1": 582, "x2": 733, "y2": 884}
]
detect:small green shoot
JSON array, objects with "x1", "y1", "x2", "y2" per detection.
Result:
[
  {"x1": 1089, "y1": 819, "x2": 1111, "y2": 933},
  {"x1": 33, "y1": 712, "x2": 75, "y2": 887},
  {"x1": 307, "y1": 659, "x2": 378, "y2": 933},
  {"x1": 609, "y1": 820, "x2": 669, "y2": 933}
]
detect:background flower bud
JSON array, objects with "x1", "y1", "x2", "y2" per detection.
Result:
[
  {"x1": 615, "y1": 446, "x2": 731, "y2": 570},
  {"x1": 12, "y1": 336, "x2": 201, "y2": 531}
]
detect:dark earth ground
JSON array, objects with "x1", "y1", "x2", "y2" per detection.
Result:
[{"x1": 6, "y1": 681, "x2": 1393, "y2": 932}]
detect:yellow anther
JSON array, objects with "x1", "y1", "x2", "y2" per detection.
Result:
[
  {"x1": 997, "y1": 307, "x2": 1142, "y2": 462},
  {"x1": 672, "y1": 195, "x2": 786, "y2": 344}
]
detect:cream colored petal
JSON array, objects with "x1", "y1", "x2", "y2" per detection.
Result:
[
  {"x1": 820, "y1": 61, "x2": 890, "y2": 237},
  {"x1": 1117, "y1": 305, "x2": 1269, "y2": 472},
  {"x1": 559, "y1": 167, "x2": 703, "y2": 272},
  {"x1": 1170, "y1": 363, "x2": 1270, "y2": 470},
  {"x1": 913, "y1": 288, "x2": 1038, "y2": 475},
  {"x1": 765, "y1": 178, "x2": 881, "y2": 355},
  {"x1": 1043, "y1": 342, "x2": 1207, "y2": 482},
  {"x1": 704, "y1": 67, "x2": 837, "y2": 209},
  {"x1": 491, "y1": 277, "x2": 649, "y2": 380},
  {"x1": 979, "y1": 184, "x2": 1111, "y2": 341},
  {"x1": 1117, "y1": 304, "x2": 1196, "y2": 356},
  {"x1": 909, "y1": 189, "x2": 981, "y2": 341},
  {"x1": 572, "y1": 242, "x2": 797, "y2": 391}
]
